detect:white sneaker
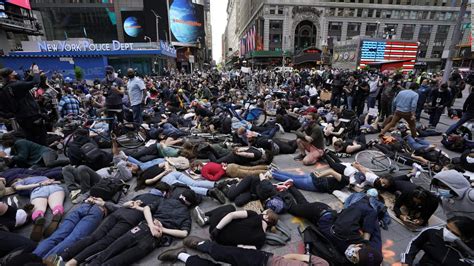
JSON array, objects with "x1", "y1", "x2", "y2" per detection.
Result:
[{"x1": 275, "y1": 123, "x2": 285, "y2": 134}]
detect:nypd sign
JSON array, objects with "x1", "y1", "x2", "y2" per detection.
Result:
[{"x1": 38, "y1": 40, "x2": 134, "y2": 52}]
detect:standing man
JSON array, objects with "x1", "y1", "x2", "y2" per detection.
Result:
[
  {"x1": 380, "y1": 85, "x2": 419, "y2": 137},
  {"x1": 0, "y1": 65, "x2": 47, "y2": 145},
  {"x1": 101, "y1": 66, "x2": 125, "y2": 131},
  {"x1": 428, "y1": 84, "x2": 451, "y2": 129},
  {"x1": 126, "y1": 68, "x2": 146, "y2": 125}
]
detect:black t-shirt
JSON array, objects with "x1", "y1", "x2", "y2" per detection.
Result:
[
  {"x1": 148, "y1": 198, "x2": 191, "y2": 233},
  {"x1": 114, "y1": 193, "x2": 162, "y2": 225},
  {"x1": 216, "y1": 210, "x2": 266, "y2": 249},
  {"x1": 101, "y1": 77, "x2": 124, "y2": 106},
  {"x1": 0, "y1": 205, "x2": 18, "y2": 231}
]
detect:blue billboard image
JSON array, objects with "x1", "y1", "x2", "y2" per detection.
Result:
[
  {"x1": 123, "y1": 16, "x2": 143, "y2": 38},
  {"x1": 168, "y1": 0, "x2": 204, "y2": 46}
]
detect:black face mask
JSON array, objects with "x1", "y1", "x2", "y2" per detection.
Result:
[
  {"x1": 14, "y1": 74, "x2": 22, "y2": 81},
  {"x1": 127, "y1": 74, "x2": 135, "y2": 79},
  {"x1": 106, "y1": 70, "x2": 113, "y2": 76}
]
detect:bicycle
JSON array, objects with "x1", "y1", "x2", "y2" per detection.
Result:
[
  {"x1": 214, "y1": 99, "x2": 267, "y2": 127},
  {"x1": 354, "y1": 150, "x2": 394, "y2": 173},
  {"x1": 63, "y1": 116, "x2": 148, "y2": 155}
]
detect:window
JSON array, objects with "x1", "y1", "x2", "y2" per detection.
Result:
[
  {"x1": 356, "y1": 9, "x2": 363, "y2": 17},
  {"x1": 368, "y1": 9, "x2": 374, "y2": 18},
  {"x1": 277, "y1": 6, "x2": 284, "y2": 15},
  {"x1": 392, "y1": 10, "x2": 400, "y2": 19},
  {"x1": 366, "y1": 23, "x2": 378, "y2": 37},
  {"x1": 347, "y1": 22, "x2": 361, "y2": 39},
  {"x1": 401, "y1": 24, "x2": 415, "y2": 40},
  {"x1": 269, "y1": 20, "x2": 283, "y2": 51},
  {"x1": 409, "y1": 11, "x2": 417, "y2": 19},
  {"x1": 375, "y1": 10, "x2": 381, "y2": 18},
  {"x1": 418, "y1": 25, "x2": 432, "y2": 57},
  {"x1": 328, "y1": 22, "x2": 343, "y2": 41}
]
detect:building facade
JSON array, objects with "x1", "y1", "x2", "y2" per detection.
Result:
[
  {"x1": 224, "y1": 0, "x2": 471, "y2": 71},
  {"x1": 0, "y1": 1, "x2": 43, "y2": 55}
]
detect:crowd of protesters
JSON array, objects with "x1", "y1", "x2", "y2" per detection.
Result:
[{"x1": 0, "y1": 63, "x2": 473, "y2": 266}]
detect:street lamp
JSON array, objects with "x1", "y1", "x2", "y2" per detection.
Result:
[
  {"x1": 144, "y1": 36, "x2": 152, "y2": 44},
  {"x1": 375, "y1": 21, "x2": 380, "y2": 38},
  {"x1": 151, "y1": 10, "x2": 161, "y2": 45}
]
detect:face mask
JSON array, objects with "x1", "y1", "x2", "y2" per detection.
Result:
[
  {"x1": 344, "y1": 244, "x2": 359, "y2": 264},
  {"x1": 438, "y1": 188, "x2": 453, "y2": 198},
  {"x1": 443, "y1": 227, "x2": 459, "y2": 243},
  {"x1": 127, "y1": 74, "x2": 135, "y2": 79},
  {"x1": 15, "y1": 209, "x2": 28, "y2": 227}
]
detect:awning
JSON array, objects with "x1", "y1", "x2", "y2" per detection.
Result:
[{"x1": 293, "y1": 53, "x2": 322, "y2": 65}]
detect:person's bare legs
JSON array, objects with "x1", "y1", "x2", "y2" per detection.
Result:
[
  {"x1": 406, "y1": 115, "x2": 418, "y2": 137},
  {"x1": 47, "y1": 190, "x2": 65, "y2": 214},
  {"x1": 31, "y1": 198, "x2": 48, "y2": 217},
  {"x1": 296, "y1": 139, "x2": 308, "y2": 156},
  {"x1": 65, "y1": 259, "x2": 78, "y2": 266}
]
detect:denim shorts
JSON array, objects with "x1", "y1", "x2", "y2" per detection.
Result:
[{"x1": 30, "y1": 184, "x2": 64, "y2": 200}]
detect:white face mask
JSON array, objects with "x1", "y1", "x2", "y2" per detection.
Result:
[
  {"x1": 443, "y1": 227, "x2": 459, "y2": 243},
  {"x1": 344, "y1": 244, "x2": 359, "y2": 263},
  {"x1": 15, "y1": 209, "x2": 28, "y2": 227}
]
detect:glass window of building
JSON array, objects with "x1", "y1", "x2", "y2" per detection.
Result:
[
  {"x1": 327, "y1": 8, "x2": 335, "y2": 16},
  {"x1": 269, "y1": 20, "x2": 283, "y2": 51},
  {"x1": 328, "y1": 22, "x2": 343, "y2": 41},
  {"x1": 356, "y1": 9, "x2": 363, "y2": 17},
  {"x1": 401, "y1": 24, "x2": 415, "y2": 40},
  {"x1": 367, "y1": 9, "x2": 374, "y2": 18},
  {"x1": 278, "y1": 6, "x2": 284, "y2": 15},
  {"x1": 409, "y1": 11, "x2": 417, "y2": 19},
  {"x1": 347, "y1": 22, "x2": 361, "y2": 39},
  {"x1": 336, "y1": 8, "x2": 343, "y2": 16},
  {"x1": 392, "y1": 10, "x2": 399, "y2": 19},
  {"x1": 418, "y1": 25, "x2": 432, "y2": 57},
  {"x1": 366, "y1": 23, "x2": 378, "y2": 37},
  {"x1": 383, "y1": 24, "x2": 397, "y2": 39}
]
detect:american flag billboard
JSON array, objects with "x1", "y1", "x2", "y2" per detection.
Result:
[{"x1": 359, "y1": 40, "x2": 419, "y2": 71}]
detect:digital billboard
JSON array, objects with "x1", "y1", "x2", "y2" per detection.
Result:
[
  {"x1": 168, "y1": 0, "x2": 205, "y2": 47},
  {"x1": 359, "y1": 40, "x2": 418, "y2": 72},
  {"x1": 121, "y1": 11, "x2": 145, "y2": 42},
  {"x1": 6, "y1": 0, "x2": 30, "y2": 10}
]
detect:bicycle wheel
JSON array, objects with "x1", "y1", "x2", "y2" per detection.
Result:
[
  {"x1": 355, "y1": 150, "x2": 392, "y2": 172},
  {"x1": 246, "y1": 108, "x2": 267, "y2": 127},
  {"x1": 114, "y1": 122, "x2": 148, "y2": 149}
]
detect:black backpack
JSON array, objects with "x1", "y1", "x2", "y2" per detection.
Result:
[
  {"x1": 89, "y1": 178, "x2": 126, "y2": 203},
  {"x1": 300, "y1": 224, "x2": 352, "y2": 266}
]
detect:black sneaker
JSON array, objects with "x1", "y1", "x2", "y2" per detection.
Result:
[
  {"x1": 157, "y1": 246, "x2": 186, "y2": 261},
  {"x1": 30, "y1": 217, "x2": 46, "y2": 242},
  {"x1": 294, "y1": 154, "x2": 305, "y2": 161},
  {"x1": 183, "y1": 236, "x2": 208, "y2": 249},
  {"x1": 208, "y1": 188, "x2": 226, "y2": 204},
  {"x1": 191, "y1": 206, "x2": 208, "y2": 227}
]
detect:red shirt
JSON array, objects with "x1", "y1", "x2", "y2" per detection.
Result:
[{"x1": 201, "y1": 162, "x2": 225, "y2": 181}]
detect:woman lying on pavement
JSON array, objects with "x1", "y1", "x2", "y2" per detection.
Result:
[{"x1": 158, "y1": 236, "x2": 329, "y2": 266}]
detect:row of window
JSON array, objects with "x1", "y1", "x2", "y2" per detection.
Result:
[
  {"x1": 333, "y1": 0, "x2": 459, "y2": 6},
  {"x1": 325, "y1": 8, "x2": 461, "y2": 21}
]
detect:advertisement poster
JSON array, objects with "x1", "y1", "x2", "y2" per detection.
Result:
[
  {"x1": 6, "y1": 0, "x2": 30, "y2": 10},
  {"x1": 121, "y1": 11, "x2": 146, "y2": 42},
  {"x1": 168, "y1": 0, "x2": 205, "y2": 47}
]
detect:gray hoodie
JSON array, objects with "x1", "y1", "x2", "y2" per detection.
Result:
[{"x1": 432, "y1": 170, "x2": 474, "y2": 219}]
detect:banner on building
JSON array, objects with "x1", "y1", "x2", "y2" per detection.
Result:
[
  {"x1": 240, "y1": 24, "x2": 259, "y2": 57},
  {"x1": 6, "y1": 0, "x2": 30, "y2": 10}
]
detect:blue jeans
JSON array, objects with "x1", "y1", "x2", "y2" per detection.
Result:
[
  {"x1": 34, "y1": 204, "x2": 103, "y2": 258},
  {"x1": 261, "y1": 126, "x2": 278, "y2": 139},
  {"x1": 127, "y1": 156, "x2": 165, "y2": 171},
  {"x1": 131, "y1": 104, "x2": 143, "y2": 125},
  {"x1": 161, "y1": 171, "x2": 215, "y2": 195},
  {"x1": 406, "y1": 136, "x2": 430, "y2": 151},
  {"x1": 345, "y1": 95, "x2": 353, "y2": 111},
  {"x1": 446, "y1": 113, "x2": 474, "y2": 134},
  {"x1": 367, "y1": 96, "x2": 377, "y2": 109},
  {"x1": 272, "y1": 170, "x2": 316, "y2": 191}
]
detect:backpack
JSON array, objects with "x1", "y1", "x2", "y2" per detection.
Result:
[
  {"x1": 300, "y1": 224, "x2": 352, "y2": 266},
  {"x1": 265, "y1": 221, "x2": 292, "y2": 246},
  {"x1": 80, "y1": 142, "x2": 113, "y2": 170},
  {"x1": 166, "y1": 156, "x2": 190, "y2": 170},
  {"x1": 89, "y1": 178, "x2": 126, "y2": 203}
]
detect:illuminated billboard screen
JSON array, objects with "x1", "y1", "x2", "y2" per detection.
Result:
[
  {"x1": 121, "y1": 11, "x2": 145, "y2": 42},
  {"x1": 359, "y1": 40, "x2": 418, "y2": 72},
  {"x1": 6, "y1": 0, "x2": 31, "y2": 10},
  {"x1": 168, "y1": 0, "x2": 205, "y2": 46},
  {"x1": 143, "y1": 0, "x2": 169, "y2": 43}
]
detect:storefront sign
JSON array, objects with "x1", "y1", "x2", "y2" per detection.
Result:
[
  {"x1": 160, "y1": 41, "x2": 177, "y2": 57},
  {"x1": 37, "y1": 40, "x2": 134, "y2": 52}
]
